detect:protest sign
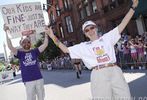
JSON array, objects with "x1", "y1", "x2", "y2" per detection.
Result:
[{"x1": 0, "y1": 2, "x2": 45, "y2": 39}]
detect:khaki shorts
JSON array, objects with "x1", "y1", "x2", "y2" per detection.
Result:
[
  {"x1": 25, "y1": 78, "x2": 45, "y2": 100},
  {"x1": 91, "y1": 66, "x2": 131, "y2": 100}
]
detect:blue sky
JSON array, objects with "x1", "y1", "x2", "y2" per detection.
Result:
[{"x1": 0, "y1": 0, "x2": 47, "y2": 55}]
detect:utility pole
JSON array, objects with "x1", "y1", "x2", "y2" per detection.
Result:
[{"x1": 3, "y1": 42, "x2": 8, "y2": 62}]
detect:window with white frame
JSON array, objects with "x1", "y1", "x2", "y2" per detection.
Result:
[
  {"x1": 65, "y1": 16, "x2": 73, "y2": 33},
  {"x1": 50, "y1": 11, "x2": 55, "y2": 23},
  {"x1": 85, "y1": 5, "x2": 90, "y2": 16},
  {"x1": 59, "y1": 24, "x2": 64, "y2": 38},
  {"x1": 63, "y1": 0, "x2": 68, "y2": 9},
  {"x1": 80, "y1": 9, "x2": 84, "y2": 19},
  {"x1": 92, "y1": 0, "x2": 98, "y2": 13},
  {"x1": 56, "y1": 5, "x2": 60, "y2": 16},
  {"x1": 80, "y1": 8, "x2": 87, "y2": 20}
]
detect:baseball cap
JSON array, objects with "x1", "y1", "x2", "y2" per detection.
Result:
[
  {"x1": 20, "y1": 36, "x2": 31, "y2": 44},
  {"x1": 82, "y1": 20, "x2": 96, "y2": 31}
]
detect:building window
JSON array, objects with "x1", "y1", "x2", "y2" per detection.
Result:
[
  {"x1": 56, "y1": 5, "x2": 60, "y2": 16},
  {"x1": 50, "y1": 11, "x2": 55, "y2": 24},
  {"x1": 63, "y1": 0, "x2": 70, "y2": 9},
  {"x1": 59, "y1": 24, "x2": 64, "y2": 38},
  {"x1": 63, "y1": 0, "x2": 68, "y2": 9},
  {"x1": 92, "y1": 0, "x2": 98, "y2": 13},
  {"x1": 80, "y1": 9, "x2": 84, "y2": 19},
  {"x1": 65, "y1": 16, "x2": 73, "y2": 33},
  {"x1": 85, "y1": 5, "x2": 90, "y2": 16},
  {"x1": 79, "y1": 8, "x2": 87, "y2": 20},
  {"x1": 63, "y1": 0, "x2": 68, "y2": 8},
  {"x1": 78, "y1": 1, "x2": 91, "y2": 20},
  {"x1": 63, "y1": 0, "x2": 71, "y2": 10},
  {"x1": 78, "y1": 4, "x2": 84, "y2": 20}
]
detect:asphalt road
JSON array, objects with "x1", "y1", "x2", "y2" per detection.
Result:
[{"x1": 0, "y1": 69, "x2": 147, "y2": 100}]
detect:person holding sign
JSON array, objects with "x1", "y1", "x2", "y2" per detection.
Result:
[
  {"x1": 4, "y1": 25, "x2": 48, "y2": 100},
  {"x1": 46, "y1": 0, "x2": 138, "y2": 99}
]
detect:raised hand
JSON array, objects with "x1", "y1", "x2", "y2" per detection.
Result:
[
  {"x1": 45, "y1": 25, "x2": 54, "y2": 37},
  {"x1": 44, "y1": 26, "x2": 69, "y2": 53},
  {"x1": 3, "y1": 24, "x2": 10, "y2": 32},
  {"x1": 132, "y1": 0, "x2": 139, "y2": 8}
]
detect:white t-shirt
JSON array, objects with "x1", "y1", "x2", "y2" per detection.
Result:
[
  {"x1": 68, "y1": 27, "x2": 120, "y2": 69},
  {"x1": 130, "y1": 45, "x2": 137, "y2": 53}
]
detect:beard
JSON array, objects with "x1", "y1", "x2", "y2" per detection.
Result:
[{"x1": 23, "y1": 45, "x2": 31, "y2": 50}]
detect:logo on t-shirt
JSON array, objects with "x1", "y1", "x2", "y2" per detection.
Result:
[
  {"x1": 93, "y1": 46, "x2": 110, "y2": 63},
  {"x1": 23, "y1": 53, "x2": 36, "y2": 66}
]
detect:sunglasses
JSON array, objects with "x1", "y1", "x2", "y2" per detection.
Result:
[{"x1": 84, "y1": 26, "x2": 95, "y2": 33}]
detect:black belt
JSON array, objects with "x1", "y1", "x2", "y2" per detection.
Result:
[{"x1": 92, "y1": 63, "x2": 117, "y2": 70}]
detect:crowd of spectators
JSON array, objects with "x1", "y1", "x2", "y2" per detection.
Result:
[
  {"x1": 39, "y1": 55, "x2": 76, "y2": 70},
  {"x1": 115, "y1": 32, "x2": 147, "y2": 69}
]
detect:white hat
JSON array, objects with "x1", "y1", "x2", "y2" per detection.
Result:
[
  {"x1": 82, "y1": 20, "x2": 96, "y2": 31},
  {"x1": 20, "y1": 36, "x2": 31, "y2": 44}
]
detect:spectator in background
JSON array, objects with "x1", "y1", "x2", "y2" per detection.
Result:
[
  {"x1": 129, "y1": 39, "x2": 138, "y2": 69},
  {"x1": 137, "y1": 38, "x2": 145, "y2": 69},
  {"x1": 72, "y1": 59, "x2": 82, "y2": 79},
  {"x1": 123, "y1": 41, "x2": 131, "y2": 69}
]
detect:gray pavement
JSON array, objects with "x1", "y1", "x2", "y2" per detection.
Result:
[{"x1": 0, "y1": 69, "x2": 147, "y2": 100}]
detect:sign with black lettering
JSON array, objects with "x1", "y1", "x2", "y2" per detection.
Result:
[{"x1": 0, "y1": 2, "x2": 45, "y2": 39}]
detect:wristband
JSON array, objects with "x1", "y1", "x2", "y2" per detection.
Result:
[{"x1": 53, "y1": 37, "x2": 60, "y2": 47}]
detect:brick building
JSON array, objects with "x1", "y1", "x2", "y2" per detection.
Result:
[{"x1": 45, "y1": 0, "x2": 147, "y2": 46}]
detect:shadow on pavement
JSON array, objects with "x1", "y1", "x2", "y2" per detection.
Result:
[
  {"x1": 4, "y1": 70, "x2": 90, "y2": 87},
  {"x1": 128, "y1": 70, "x2": 147, "y2": 99},
  {"x1": 43, "y1": 69, "x2": 90, "y2": 87}
]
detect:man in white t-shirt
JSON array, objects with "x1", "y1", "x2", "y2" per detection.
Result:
[{"x1": 46, "y1": 0, "x2": 138, "y2": 99}]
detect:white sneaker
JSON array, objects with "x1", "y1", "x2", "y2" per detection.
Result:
[{"x1": 131, "y1": 66, "x2": 134, "y2": 70}]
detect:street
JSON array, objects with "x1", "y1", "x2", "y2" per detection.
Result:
[{"x1": 0, "y1": 69, "x2": 147, "y2": 100}]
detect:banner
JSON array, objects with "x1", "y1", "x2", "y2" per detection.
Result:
[
  {"x1": 0, "y1": 2, "x2": 45, "y2": 39},
  {"x1": 0, "y1": 71, "x2": 14, "y2": 82}
]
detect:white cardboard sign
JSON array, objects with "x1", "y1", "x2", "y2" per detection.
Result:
[{"x1": 0, "y1": 2, "x2": 45, "y2": 39}]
